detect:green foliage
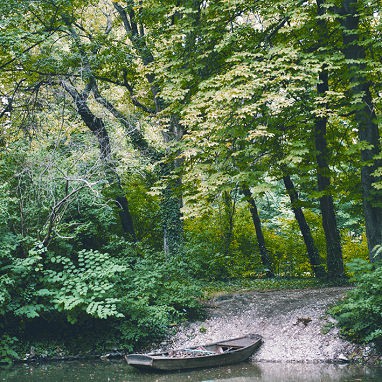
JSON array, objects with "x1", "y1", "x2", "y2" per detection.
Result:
[
  {"x1": 0, "y1": 235, "x2": 202, "y2": 362},
  {"x1": 118, "y1": 251, "x2": 203, "y2": 347},
  {"x1": 45, "y1": 249, "x2": 126, "y2": 323},
  {"x1": 1, "y1": 240, "x2": 46, "y2": 321},
  {"x1": 264, "y1": 229, "x2": 312, "y2": 278},
  {"x1": 342, "y1": 233, "x2": 369, "y2": 265},
  {"x1": 183, "y1": 202, "x2": 263, "y2": 280},
  {"x1": 262, "y1": 208, "x2": 326, "y2": 278},
  {"x1": 0, "y1": 336, "x2": 19, "y2": 367},
  {"x1": 202, "y1": 276, "x2": 342, "y2": 297},
  {"x1": 2, "y1": 0, "x2": 382, "y2": 366},
  {"x1": 183, "y1": 216, "x2": 233, "y2": 280},
  {"x1": 183, "y1": 201, "x2": 326, "y2": 279},
  {"x1": 0, "y1": 133, "x2": 202, "y2": 364},
  {"x1": 330, "y1": 259, "x2": 382, "y2": 348}
]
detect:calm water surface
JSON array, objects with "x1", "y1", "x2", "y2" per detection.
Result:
[{"x1": 1, "y1": 360, "x2": 381, "y2": 382}]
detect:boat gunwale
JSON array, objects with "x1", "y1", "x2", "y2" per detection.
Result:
[{"x1": 126, "y1": 334, "x2": 262, "y2": 368}]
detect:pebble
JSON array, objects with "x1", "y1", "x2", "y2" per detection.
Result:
[{"x1": 164, "y1": 287, "x2": 378, "y2": 363}]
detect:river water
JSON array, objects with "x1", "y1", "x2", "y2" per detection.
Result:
[{"x1": 1, "y1": 361, "x2": 382, "y2": 382}]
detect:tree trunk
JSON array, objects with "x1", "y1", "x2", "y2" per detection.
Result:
[
  {"x1": 161, "y1": 178, "x2": 183, "y2": 256},
  {"x1": 341, "y1": 0, "x2": 382, "y2": 261},
  {"x1": 222, "y1": 190, "x2": 236, "y2": 257},
  {"x1": 115, "y1": 3, "x2": 184, "y2": 255},
  {"x1": 314, "y1": 0, "x2": 344, "y2": 278},
  {"x1": 242, "y1": 187, "x2": 274, "y2": 277},
  {"x1": 283, "y1": 175, "x2": 327, "y2": 278},
  {"x1": 314, "y1": 69, "x2": 344, "y2": 278},
  {"x1": 92, "y1": 83, "x2": 160, "y2": 162},
  {"x1": 115, "y1": 195, "x2": 136, "y2": 242},
  {"x1": 62, "y1": 82, "x2": 137, "y2": 241}
]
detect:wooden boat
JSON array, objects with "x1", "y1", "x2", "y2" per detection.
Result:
[{"x1": 125, "y1": 334, "x2": 262, "y2": 371}]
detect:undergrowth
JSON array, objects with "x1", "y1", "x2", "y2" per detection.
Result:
[
  {"x1": 200, "y1": 276, "x2": 350, "y2": 297},
  {"x1": 330, "y1": 258, "x2": 382, "y2": 350}
]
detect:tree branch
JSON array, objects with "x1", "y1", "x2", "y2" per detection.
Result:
[
  {"x1": 42, "y1": 179, "x2": 100, "y2": 246},
  {"x1": 92, "y1": 81, "x2": 161, "y2": 161},
  {"x1": 0, "y1": 31, "x2": 57, "y2": 70},
  {"x1": 0, "y1": 80, "x2": 25, "y2": 118}
]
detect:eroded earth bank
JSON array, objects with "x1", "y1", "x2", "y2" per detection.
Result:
[{"x1": 165, "y1": 287, "x2": 380, "y2": 364}]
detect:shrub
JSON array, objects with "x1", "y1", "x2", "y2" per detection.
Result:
[
  {"x1": 117, "y1": 252, "x2": 203, "y2": 348},
  {"x1": 330, "y1": 258, "x2": 382, "y2": 348},
  {"x1": 0, "y1": 336, "x2": 19, "y2": 367},
  {"x1": 0, "y1": 243, "x2": 203, "y2": 363},
  {"x1": 45, "y1": 249, "x2": 127, "y2": 323}
]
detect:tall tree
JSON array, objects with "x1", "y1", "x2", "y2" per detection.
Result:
[
  {"x1": 242, "y1": 186, "x2": 274, "y2": 277},
  {"x1": 340, "y1": 0, "x2": 382, "y2": 261},
  {"x1": 282, "y1": 174, "x2": 327, "y2": 278},
  {"x1": 61, "y1": 80, "x2": 137, "y2": 241},
  {"x1": 113, "y1": 1, "x2": 185, "y2": 255},
  {"x1": 314, "y1": 0, "x2": 344, "y2": 277}
]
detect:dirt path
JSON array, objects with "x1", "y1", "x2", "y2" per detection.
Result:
[{"x1": 165, "y1": 287, "x2": 377, "y2": 363}]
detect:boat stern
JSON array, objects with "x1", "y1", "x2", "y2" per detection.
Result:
[{"x1": 126, "y1": 354, "x2": 154, "y2": 369}]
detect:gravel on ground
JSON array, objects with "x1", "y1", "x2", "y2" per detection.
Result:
[{"x1": 163, "y1": 287, "x2": 379, "y2": 364}]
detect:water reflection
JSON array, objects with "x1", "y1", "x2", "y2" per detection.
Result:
[{"x1": 1, "y1": 360, "x2": 382, "y2": 382}]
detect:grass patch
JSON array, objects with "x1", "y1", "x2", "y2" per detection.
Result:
[{"x1": 199, "y1": 277, "x2": 351, "y2": 298}]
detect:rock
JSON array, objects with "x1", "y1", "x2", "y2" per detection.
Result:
[{"x1": 337, "y1": 354, "x2": 349, "y2": 363}]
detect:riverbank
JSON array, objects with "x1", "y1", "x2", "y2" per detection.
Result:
[
  {"x1": 7, "y1": 286, "x2": 381, "y2": 366},
  {"x1": 163, "y1": 287, "x2": 381, "y2": 364}
]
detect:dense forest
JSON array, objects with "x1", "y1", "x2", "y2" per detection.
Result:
[{"x1": 1, "y1": 0, "x2": 382, "y2": 365}]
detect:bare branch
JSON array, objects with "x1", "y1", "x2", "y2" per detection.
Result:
[{"x1": 42, "y1": 179, "x2": 102, "y2": 246}]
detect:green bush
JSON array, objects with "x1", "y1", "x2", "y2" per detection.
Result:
[
  {"x1": 342, "y1": 232, "x2": 369, "y2": 265},
  {"x1": 183, "y1": 215, "x2": 233, "y2": 280},
  {"x1": 330, "y1": 258, "x2": 382, "y2": 348},
  {"x1": 45, "y1": 249, "x2": 127, "y2": 323},
  {"x1": 0, "y1": 336, "x2": 19, "y2": 367},
  {"x1": 117, "y1": 252, "x2": 203, "y2": 348},
  {"x1": 0, "y1": 242, "x2": 203, "y2": 363}
]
